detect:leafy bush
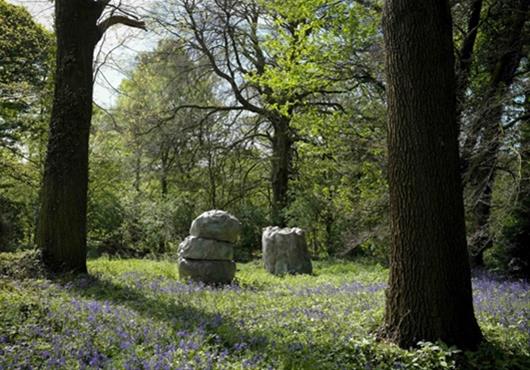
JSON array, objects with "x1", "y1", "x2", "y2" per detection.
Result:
[
  {"x1": 0, "y1": 249, "x2": 46, "y2": 279},
  {"x1": 88, "y1": 193, "x2": 198, "y2": 258},
  {"x1": 234, "y1": 203, "x2": 269, "y2": 261},
  {"x1": 0, "y1": 196, "x2": 25, "y2": 252}
]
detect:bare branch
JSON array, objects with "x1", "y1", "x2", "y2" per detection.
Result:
[{"x1": 98, "y1": 15, "x2": 146, "y2": 37}]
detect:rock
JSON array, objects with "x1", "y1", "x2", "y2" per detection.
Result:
[
  {"x1": 262, "y1": 226, "x2": 312, "y2": 275},
  {"x1": 178, "y1": 236, "x2": 234, "y2": 261},
  {"x1": 179, "y1": 210, "x2": 240, "y2": 284},
  {"x1": 190, "y1": 210, "x2": 242, "y2": 243},
  {"x1": 178, "y1": 258, "x2": 236, "y2": 284}
]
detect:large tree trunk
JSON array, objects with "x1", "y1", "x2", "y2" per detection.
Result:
[
  {"x1": 382, "y1": 0, "x2": 482, "y2": 349},
  {"x1": 38, "y1": 0, "x2": 144, "y2": 273},
  {"x1": 37, "y1": 0, "x2": 103, "y2": 273},
  {"x1": 270, "y1": 114, "x2": 292, "y2": 227}
]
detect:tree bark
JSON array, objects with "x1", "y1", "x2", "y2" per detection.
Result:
[
  {"x1": 38, "y1": 0, "x2": 144, "y2": 273},
  {"x1": 270, "y1": 114, "x2": 292, "y2": 227},
  {"x1": 37, "y1": 0, "x2": 103, "y2": 273},
  {"x1": 382, "y1": 0, "x2": 482, "y2": 349}
]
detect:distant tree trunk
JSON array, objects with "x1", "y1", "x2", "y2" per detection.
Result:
[
  {"x1": 38, "y1": 0, "x2": 144, "y2": 273},
  {"x1": 160, "y1": 148, "x2": 169, "y2": 196},
  {"x1": 161, "y1": 170, "x2": 168, "y2": 196},
  {"x1": 462, "y1": 0, "x2": 528, "y2": 266},
  {"x1": 504, "y1": 96, "x2": 530, "y2": 278},
  {"x1": 324, "y1": 210, "x2": 334, "y2": 255},
  {"x1": 455, "y1": 0, "x2": 483, "y2": 123},
  {"x1": 133, "y1": 146, "x2": 142, "y2": 193},
  {"x1": 270, "y1": 114, "x2": 292, "y2": 227},
  {"x1": 158, "y1": 149, "x2": 169, "y2": 253},
  {"x1": 382, "y1": 0, "x2": 482, "y2": 349},
  {"x1": 207, "y1": 151, "x2": 217, "y2": 209}
]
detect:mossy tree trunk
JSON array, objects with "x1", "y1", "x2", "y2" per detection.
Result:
[{"x1": 381, "y1": 0, "x2": 483, "y2": 349}]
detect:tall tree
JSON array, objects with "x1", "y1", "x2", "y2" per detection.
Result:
[
  {"x1": 155, "y1": 0, "x2": 380, "y2": 226},
  {"x1": 381, "y1": 0, "x2": 482, "y2": 349},
  {"x1": 115, "y1": 39, "x2": 219, "y2": 198},
  {"x1": 0, "y1": 0, "x2": 54, "y2": 250},
  {"x1": 0, "y1": 0, "x2": 53, "y2": 153},
  {"x1": 38, "y1": 0, "x2": 144, "y2": 273}
]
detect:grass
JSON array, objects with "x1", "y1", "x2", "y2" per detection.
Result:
[{"x1": 0, "y1": 254, "x2": 528, "y2": 369}]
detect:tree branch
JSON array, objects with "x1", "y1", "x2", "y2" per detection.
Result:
[{"x1": 97, "y1": 15, "x2": 146, "y2": 38}]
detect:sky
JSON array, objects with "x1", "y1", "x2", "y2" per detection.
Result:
[{"x1": 7, "y1": 0, "x2": 158, "y2": 108}]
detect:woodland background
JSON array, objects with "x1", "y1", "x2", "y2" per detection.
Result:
[{"x1": 0, "y1": 0, "x2": 528, "y2": 275}]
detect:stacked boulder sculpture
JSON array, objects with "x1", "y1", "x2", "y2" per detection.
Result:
[
  {"x1": 178, "y1": 210, "x2": 241, "y2": 284},
  {"x1": 262, "y1": 226, "x2": 312, "y2": 275}
]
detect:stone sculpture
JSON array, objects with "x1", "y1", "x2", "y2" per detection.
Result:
[
  {"x1": 178, "y1": 210, "x2": 241, "y2": 284},
  {"x1": 262, "y1": 226, "x2": 312, "y2": 275}
]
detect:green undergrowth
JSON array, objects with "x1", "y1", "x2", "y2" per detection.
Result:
[
  {"x1": 0, "y1": 255, "x2": 528, "y2": 369},
  {"x1": 0, "y1": 250, "x2": 47, "y2": 280}
]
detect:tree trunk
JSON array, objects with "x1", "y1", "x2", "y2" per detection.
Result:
[
  {"x1": 161, "y1": 170, "x2": 168, "y2": 196},
  {"x1": 270, "y1": 115, "x2": 292, "y2": 227},
  {"x1": 37, "y1": 0, "x2": 144, "y2": 273},
  {"x1": 160, "y1": 148, "x2": 169, "y2": 196},
  {"x1": 455, "y1": 0, "x2": 483, "y2": 123},
  {"x1": 134, "y1": 147, "x2": 141, "y2": 193},
  {"x1": 37, "y1": 0, "x2": 103, "y2": 273},
  {"x1": 208, "y1": 151, "x2": 217, "y2": 209},
  {"x1": 324, "y1": 211, "x2": 334, "y2": 255},
  {"x1": 504, "y1": 96, "x2": 530, "y2": 279},
  {"x1": 382, "y1": 0, "x2": 482, "y2": 349}
]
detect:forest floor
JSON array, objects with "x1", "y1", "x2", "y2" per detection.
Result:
[{"x1": 0, "y1": 254, "x2": 528, "y2": 369}]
